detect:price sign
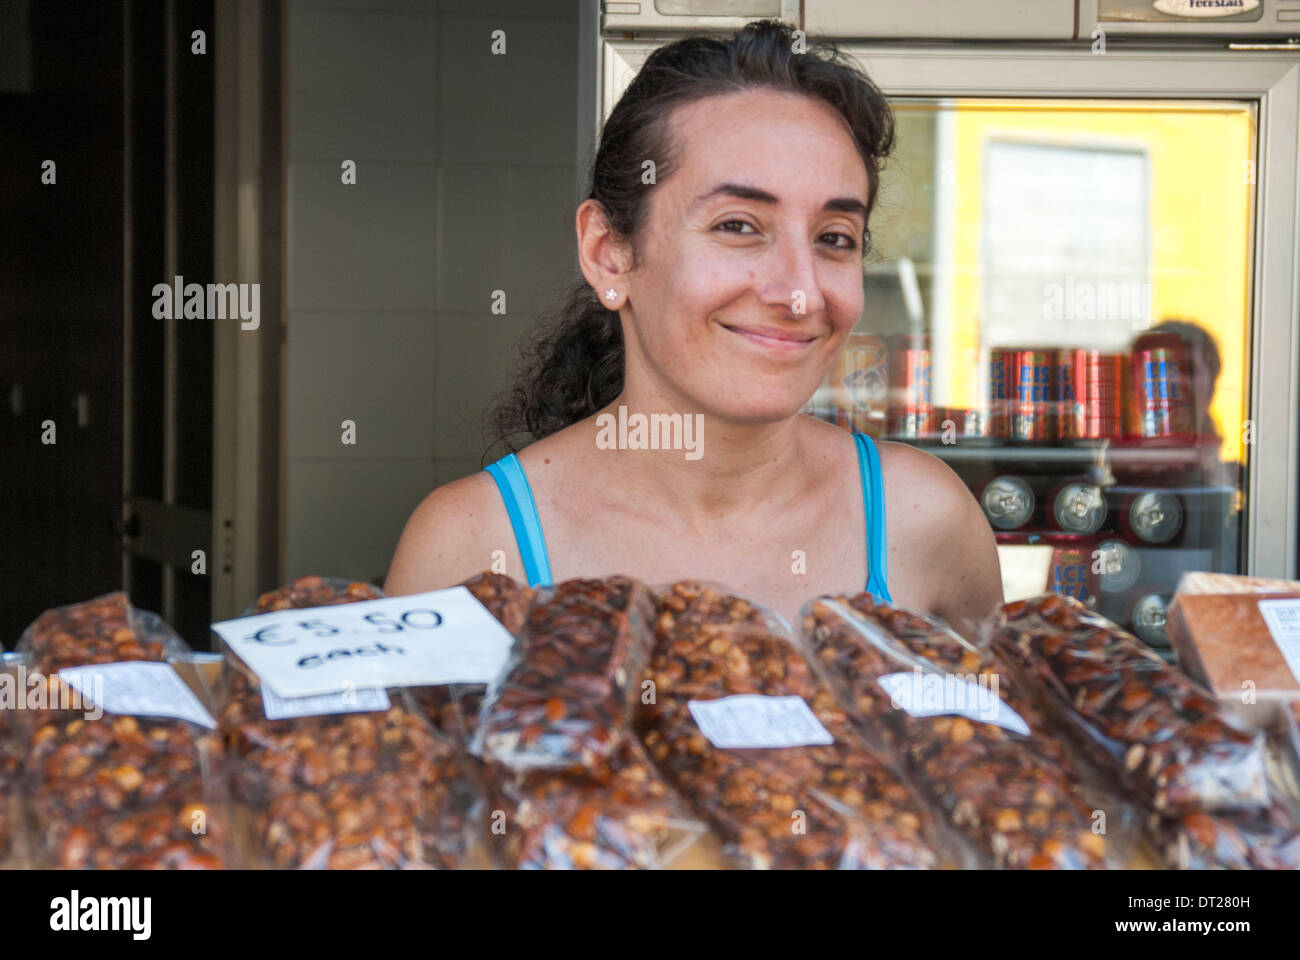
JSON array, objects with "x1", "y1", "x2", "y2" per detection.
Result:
[{"x1": 212, "y1": 586, "x2": 515, "y2": 699}]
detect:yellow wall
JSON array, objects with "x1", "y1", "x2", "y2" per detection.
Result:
[{"x1": 932, "y1": 101, "x2": 1253, "y2": 464}]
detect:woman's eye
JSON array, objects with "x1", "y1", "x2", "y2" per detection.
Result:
[
  {"x1": 715, "y1": 219, "x2": 756, "y2": 235},
  {"x1": 821, "y1": 232, "x2": 859, "y2": 251}
]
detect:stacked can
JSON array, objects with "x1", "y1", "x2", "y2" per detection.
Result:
[
  {"x1": 1127, "y1": 332, "x2": 1193, "y2": 439},
  {"x1": 1059, "y1": 350, "x2": 1125, "y2": 442},
  {"x1": 1051, "y1": 480, "x2": 1108, "y2": 535},
  {"x1": 987, "y1": 348, "x2": 1018, "y2": 439},
  {"x1": 831, "y1": 333, "x2": 889, "y2": 436},
  {"x1": 887, "y1": 333, "x2": 933, "y2": 438},
  {"x1": 1046, "y1": 534, "x2": 1099, "y2": 606},
  {"x1": 980, "y1": 475, "x2": 1036, "y2": 530},
  {"x1": 1009, "y1": 348, "x2": 1057, "y2": 442},
  {"x1": 1118, "y1": 490, "x2": 1184, "y2": 545}
]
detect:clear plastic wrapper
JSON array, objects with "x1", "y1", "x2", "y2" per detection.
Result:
[
  {"x1": 990, "y1": 593, "x2": 1272, "y2": 815},
  {"x1": 803, "y1": 594, "x2": 1114, "y2": 869},
  {"x1": 472, "y1": 576, "x2": 657, "y2": 777},
  {"x1": 411, "y1": 571, "x2": 534, "y2": 747},
  {"x1": 15, "y1": 592, "x2": 231, "y2": 869},
  {"x1": 471, "y1": 576, "x2": 708, "y2": 868},
  {"x1": 638, "y1": 581, "x2": 947, "y2": 870},
  {"x1": 0, "y1": 655, "x2": 22, "y2": 864},
  {"x1": 1154, "y1": 804, "x2": 1300, "y2": 870},
  {"x1": 217, "y1": 576, "x2": 481, "y2": 869},
  {"x1": 484, "y1": 738, "x2": 706, "y2": 869}
]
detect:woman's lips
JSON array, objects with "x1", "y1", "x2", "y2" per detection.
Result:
[{"x1": 721, "y1": 323, "x2": 818, "y2": 353}]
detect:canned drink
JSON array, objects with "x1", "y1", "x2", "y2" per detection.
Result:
[
  {"x1": 1010, "y1": 348, "x2": 1057, "y2": 443},
  {"x1": 934, "y1": 407, "x2": 987, "y2": 441},
  {"x1": 987, "y1": 348, "x2": 1019, "y2": 439},
  {"x1": 981, "y1": 475, "x2": 1036, "y2": 530},
  {"x1": 887, "y1": 333, "x2": 933, "y2": 438},
  {"x1": 831, "y1": 333, "x2": 888, "y2": 436},
  {"x1": 1128, "y1": 333, "x2": 1193, "y2": 439},
  {"x1": 1122, "y1": 491, "x2": 1184, "y2": 544},
  {"x1": 1096, "y1": 539, "x2": 1141, "y2": 594},
  {"x1": 1129, "y1": 592, "x2": 1171, "y2": 648},
  {"x1": 1060, "y1": 350, "x2": 1125, "y2": 441},
  {"x1": 1046, "y1": 534, "x2": 1098, "y2": 606},
  {"x1": 1051, "y1": 481, "x2": 1108, "y2": 535}
]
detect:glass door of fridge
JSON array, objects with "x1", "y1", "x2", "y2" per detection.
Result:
[{"x1": 806, "y1": 96, "x2": 1257, "y2": 656}]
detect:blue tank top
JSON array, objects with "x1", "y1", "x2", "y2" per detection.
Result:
[{"x1": 484, "y1": 432, "x2": 891, "y2": 603}]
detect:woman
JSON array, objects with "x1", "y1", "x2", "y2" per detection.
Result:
[{"x1": 387, "y1": 21, "x2": 1003, "y2": 633}]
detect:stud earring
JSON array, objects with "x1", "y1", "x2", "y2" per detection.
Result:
[{"x1": 604, "y1": 288, "x2": 619, "y2": 303}]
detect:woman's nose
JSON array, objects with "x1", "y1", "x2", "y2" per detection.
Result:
[{"x1": 759, "y1": 235, "x2": 827, "y2": 318}]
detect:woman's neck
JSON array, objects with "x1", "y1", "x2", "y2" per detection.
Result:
[{"x1": 585, "y1": 387, "x2": 817, "y2": 536}]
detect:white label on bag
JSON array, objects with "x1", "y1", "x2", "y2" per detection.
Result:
[
  {"x1": 260, "y1": 684, "x2": 391, "y2": 720},
  {"x1": 877, "y1": 670, "x2": 1031, "y2": 736},
  {"x1": 687, "y1": 694, "x2": 834, "y2": 749},
  {"x1": 212, "y1": 586, "x2": 515, "y2": 700},
  {"x1": 57, "y1": 661, "x2": 217, "y2": 729},
  {"x1": 1258, "y1": 598, "x2": 1300, "y2": 685}
]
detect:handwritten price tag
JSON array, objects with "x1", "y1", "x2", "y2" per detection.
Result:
[{"x1": 211, "y1": 586, "x2": 515, "y2": 699}]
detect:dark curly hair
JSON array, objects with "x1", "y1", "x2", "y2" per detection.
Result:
[{"x1": 486, "y1": 19, "x2": 895, "y2": 457}]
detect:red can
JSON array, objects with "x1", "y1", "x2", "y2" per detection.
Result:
[
  {"x1": 987, "y1": 348, "x2": 1018, "y2": 439},
  {"x1": 887, "y1": 333, "x2": 933, "y2": 438},
  {"x1": 1060, "y1": 350, "x2": 1125, "y2": 441},
  {"x1": 1010, "y1": 348, "x2": 1057, "y2": 443},
  {"x1": 1127, "y1": 333, "x2": 1193, "y2": 439},
  {"x1": 931, "y1": 406, "x2": 987, "y2": 442},
  {"x1": 1045, "y1": 533, "x2": 1099, "y2": 606}
]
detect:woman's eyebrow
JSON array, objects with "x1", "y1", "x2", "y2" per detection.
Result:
[{"x1": 691, "y1": 181, "x2": 867, "y2": 218}]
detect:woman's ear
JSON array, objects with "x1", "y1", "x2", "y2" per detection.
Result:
[{"x1": 576, "y1": 198, "x2": 633, "y2": 296}]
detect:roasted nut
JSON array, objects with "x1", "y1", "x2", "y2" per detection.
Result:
[
  {"x1": 0, "y1": 700, "x2": 18, "y2": 862},
  {"x1": 1155, "y1": 803, "x2": 1300, "y2": 870},
  {"x1": 484, "y1": 738, "x2": 698, "y2": 870},
  {"x1": 251, "y1": 576, "x2": 382, "y2": 614},
  {"x1": 474, "y1": 577, "x2": 656, "y2": 777},
  {"x1": 221, "y1": 577, "x2": 475, "y2": 870},
  {"x1": 469, "y1": 576, "x2": 702, "y2": 869},
  {"x1": 991, "y1": 594, "x2": 1271, "y2": 815},
  {"x1": 640, "y1": 583, "x2": 941, "y2": 870},
  {"x1": 15, "y1": 595, "x2": 229, "y2": 870},
  {"x1": 804, "y1": 594, "x2": 1107, "y2": 869}
]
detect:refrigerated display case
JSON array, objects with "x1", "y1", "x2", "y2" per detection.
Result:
[{"x1": 595, "y1": 2, "x2": 1300, "y2": 657}]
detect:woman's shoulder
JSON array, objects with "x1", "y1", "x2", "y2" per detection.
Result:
[
  {"x1": 872, "y1": 438, "x2": 993, "y2": 554},
  {"x1": 383, "y1": 466, "x2": 513, "y2": 596}
]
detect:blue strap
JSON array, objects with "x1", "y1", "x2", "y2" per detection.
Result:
[
  {"x1": 484, "y1": 453, "x2": 553, "y2": 588},
  {"x1": 854, "y1": 433, "x2": 892, "y2": 604}
]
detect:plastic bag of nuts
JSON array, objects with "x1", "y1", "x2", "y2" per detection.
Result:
[
  {"x1": 15, "y1": 592, "x2": 232, "y2": 869},
  {"x1": 217, "y1": 576, "x2": 484, "y2": 869},
  {"x1": 0, "y1": 654, "x2": 23, "y2": 865},
  {"x1": 472, "y1": 576, "x2": 709, "y2": 868},
  {"x1": 410, "y1": 572, "x2": 535, "y2": 747},
  {"x1": 990, "y1": 594, "x2": 1273, "y2": 817},
  {"x1": 1154, "y1": 804, "x2": 1300, "y2": 869},
  {"x1": 803, "y1": 594, "x2": 1115, "y2": 869},
  {"x1": 472, "y1": 576, "x2": 658, "y2": 777},
  {"x1": 638, "y1": 582, "x2": 947, "y2": 870}
]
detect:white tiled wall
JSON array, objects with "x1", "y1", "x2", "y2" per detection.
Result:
[{"x1": 284, "y1": 0, "x2": 581, "y2": 584}]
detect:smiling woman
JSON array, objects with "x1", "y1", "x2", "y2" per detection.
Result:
[{"x1": 385, "y1": 19, "x2": 1003, "y2": 634}]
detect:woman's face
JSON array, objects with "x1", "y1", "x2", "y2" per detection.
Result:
[{"x1": 621, "y1": 88, "x2": 870, "y2": 424}]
